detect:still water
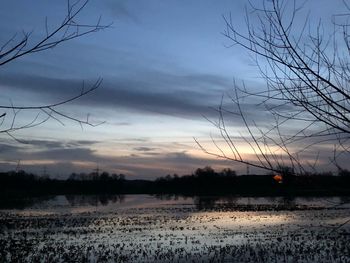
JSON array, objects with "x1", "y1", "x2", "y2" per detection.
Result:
[{"x1": 1, "y1": 195, "x2": 349, "y2": 262}]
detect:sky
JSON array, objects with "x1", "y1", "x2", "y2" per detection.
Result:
[{"x1": 0, "y1": 0, "x2": 348, "y2": 179}]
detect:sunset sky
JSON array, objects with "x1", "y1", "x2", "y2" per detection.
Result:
[{"x1": 0, "y1": 0, "x2": 346, "y2": 178}]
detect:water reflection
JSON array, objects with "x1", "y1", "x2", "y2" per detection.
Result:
[
  {"x1": 65, "y1": 194, "x2": 125, "y2": 207},
  {"x1": 1, "y1": 195, "x2": 349, "y2": 263},
  {"x1": 192, "y1": 196, "x2": 296, "y2": 210},
  {"x1": 0, "y1": 194, "x2": 349, "y2": 211},
  {"x1": 193, "y1": 196, "x2": 238, "y2": 210},
  {"x1": 0, "y1": 195, "x2": 54, "y2": 210}
]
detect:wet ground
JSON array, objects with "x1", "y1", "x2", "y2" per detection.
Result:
[{"x1": 0, "y1": 195, "x2": 349, "y2": 262}]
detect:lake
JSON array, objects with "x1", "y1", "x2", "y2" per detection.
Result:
[{"x1": 0, "y1": 195, "x2": 349, "y2": 262}]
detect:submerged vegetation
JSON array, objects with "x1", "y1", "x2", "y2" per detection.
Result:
[{"x1": 0, "y1": 195, "x2": 349, "y2": 262}]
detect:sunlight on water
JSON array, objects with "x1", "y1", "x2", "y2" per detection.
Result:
[
  {"x1": 1, "y1": 195, "x2": 349, "y2": 262},
  {"x1": 191, "y1": 211, "x2": 294, "y2": 228}
]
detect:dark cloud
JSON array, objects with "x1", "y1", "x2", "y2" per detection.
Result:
[
  {"x1": 0, "y1": 69, "x2": 291, "y2": 127},
  {"x1": 22, "y1": 140, "x2": 65, "y2": 149},
  {"x1": 19, "y1": 139, "x2": 100, "y2": 149},
  {"x1": 102, "y1": 0, "x2": 139, "y2": 23},
  {"x1": 0, "y1": 73, "x2": 83, "y2": 104},
  {"x1": 134, "y1": 147, "x2": 157, "y2": 152},
  {"x1": 68, "y1": 140, "x2": 100, "y2": 147},
  {"x1": 0, "y1": 139, "x2": 101, "y2": 163},
  {"x1": 0, "y1": 143, "x2": 20, "y2": 154},
  {"x1": 30, "y1": 148, "x2": 96, "y2": 162},
  {"x1": 0, "y1": 70, "x2": 231, "y2": 119}
]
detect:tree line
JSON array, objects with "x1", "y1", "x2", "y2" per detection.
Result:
[{"x1": 0, "y1": 166, "x2": 349, "y2": 197}]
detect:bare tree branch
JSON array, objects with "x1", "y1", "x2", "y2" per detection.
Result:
[
  {"x1": 0, "y1": 0, "x2": 110, "y2": 140},
  {"x1": 200, "y1": 0, "x2": 350, "y2": 177}
]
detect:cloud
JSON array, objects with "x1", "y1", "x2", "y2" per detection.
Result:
[
  {"x1": 102, "y1": 0, "x2": 139, "y2": 23},
  {"x1": 0, "y1": 69, "x2": 303, "y2": 133},
  {"x1": 29, "y1": 148, "x2": 97, "y2": 162},
  {"x1": 68, "y1": 140, "x2": 100, "y2": 147},
  {"x1": 0, "y1": 139, "x2": 101, "y2": 162},
  {"x1": 20, "y1": 140, "x2": 66, "y2": 149},
  {"x1": 134, "y1": 147, "x2": 157, "y2": 152},
  {"x1": 0, "y1": 143, "x2": 20, "y2": 154},
  {"x1": 0, "y1": 137, "x2": 236, "y2": 179},
  {"x1": 16, "y1": 139, "x2": 100, "y2": 149},
  {"x1": 0, "y1": 70, "x2": 232, "y2": 119},
  {"x1": 0, "y1": 134, "x2": 347, "y2": 179}
]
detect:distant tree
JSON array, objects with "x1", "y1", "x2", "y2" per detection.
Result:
[
  {"x1": 194, "y1": 166, "x2": 216, "y2": 178},
  {"x1": 68, "y1": 173, "x2": 78, "y2": 181},
  {"x1": 0, "y1": 0, "x2": 110, "y2": 141},
  {"x1": 165, "y1": 174, "x2": 172, "y2": 181},
  {"x1": 111, "y1": 173, "x2": 119, "y2": 180},
  {"x1": 90, "y1": 171, "x2": 99, "y2": 181},
  {"x1": 118, "y1": 174, "x2": 126, "y2": 181},
  {"x1": 277, "y1": 166, "x2": 295, "y2": 186},
  {"x1": 197, "y1": 0, "x2": 350, "y2": 177},
  {"x1": 100, "y1": 171, "x2": 110, "y2": 181},
  {"x1": 220, "y1": 168, "x2": 236, "y2": 177},
  {"x1": 339, "y1": 169, "x2": 350, "y2": 177}
]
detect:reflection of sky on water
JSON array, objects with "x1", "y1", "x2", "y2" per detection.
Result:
[
  {"x1": 1, "y1": 197, "x2": 349, "y2": 261},
  {"x1": 191, "y1": 211, "x2": 294, "y2": 227},
  {"x1": 1, "y1": 195, "x2": 349, "y2": 216}
]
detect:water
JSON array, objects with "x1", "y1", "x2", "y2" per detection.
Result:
[{"x1": 0, "y1": 195, "x2": 349, "y2": 262}]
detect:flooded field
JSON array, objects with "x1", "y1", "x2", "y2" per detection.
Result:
[{"x1": 0, "y1": 195, "x2": 349, "y2": 262}]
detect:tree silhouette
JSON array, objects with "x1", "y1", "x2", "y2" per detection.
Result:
[
  {"x1": 197, "y1": 0, "x2": 350, "y2": 177},
  {"x1": 0, "y1": 0, "x2": 110, "y2": 141}
]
